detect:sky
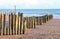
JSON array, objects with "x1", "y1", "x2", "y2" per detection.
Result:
[{"x1": 0, "y1": 0, "x2": 60, "y2": 9}]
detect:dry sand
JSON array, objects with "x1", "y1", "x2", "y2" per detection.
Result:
[{"x1": 0, "y1": 19, "x2": 60, "y2": 39}]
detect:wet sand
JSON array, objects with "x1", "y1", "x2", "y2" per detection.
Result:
[{"x1": 0, "y1": 19, "x2": 60, "y2": 39}]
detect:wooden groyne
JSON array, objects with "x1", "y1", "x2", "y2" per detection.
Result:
[
  {"x1": 25, "y1": 14, "x2": 53, "y2": 29},
  {"x1": 0, "y1": 12, "x2": 53, "y2": 36}
]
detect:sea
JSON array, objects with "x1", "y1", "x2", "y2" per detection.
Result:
[{"x1": 0, "y1": 9, "x2": 60, "y2": 19}]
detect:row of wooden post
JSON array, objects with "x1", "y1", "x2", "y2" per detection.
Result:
[
  {"x1": 0, "y1": 12, "x2": 53, "y2": 36},
  {"x1": 25, "y1": 14, "x2": 53, "y2": 29},
  {"x1": 0, "y1": 12, "x2": 26, "y2": 36},
  {"x1": 24, "y1": 16, "x2": 36, "y2": 29}
]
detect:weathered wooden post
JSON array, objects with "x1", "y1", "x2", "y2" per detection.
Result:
[
  {"x1": 32, "y1": 16, "x2": 36, "y2": 28},
  {"x1": 27, "y1": 17, "x2": 30, "y2": 28},
  {"x1": 38, "y1": 16, "x2": 40, "y2": 25},
  {"x1": 29, "y1": 17, "x2": 31, "y2": 28},
  {"x1": 18, "y1": 13, "x2": 20, "y2": 35},
  {"x1": 9, "y1": 13, "x2": 12, "y2": 35},
  {"x1": 34, "y1": 17, "x2": 36, "y2": 28},
  {"x1": 36, "y1": 17, "x2": 38, "y2": 25},
  {"x1": 45, "y1": 15, "x2": 48, "y2": 22},
  {"x1": 39, "y1": 17, "x2": 42, "y2": 25},
  {"x1": 47, "y1": 15, "x2": 49, "y2": 21},
  {"x1": 9, "y1": 14, "x2": 10, "y2": 35},
  {"x1": 33, "y1": 17, "x2": 36, "y2": 28},
  {"x1": 1, "y1": 13, "x2": 3, "y2": 35},
  {"x1": 42, "y1": 16, "x2": 46, "y2": 23},
  {"x1": 28, "y1": 16, "x2": 35, "y2": 29},
  {"x1": 26, "y1": 17, "x2": 29, "y2": 28},
  {"x1": 20, "y1": 13, "x2": 23, "y2": 34},
  {"x1": 46, "y1": 15, "x2": 49, "y2": 21},
  {"x1": 28, "y1": 17, "x2": 30, "y2": 28},
  {"x1": 23, "y1": 19, "x2": 26, "y2": 34},
  {"x1": 35, "y1": 17, "x2": 38, "y2": 25},
  {"x1": 3, "y1": 13, "x2": 6, "y2": 35},
  {"x1": 37, "y1": 17, "x2": 38, "y2": 25},
  {"x1": 0, "y1": 13, "x2": 2, "y2": 36},
  {"x1": 16, "y1": 14, "x2": 18, "y2": 35},
  {"x1": 13, "y1": 13, "x2": 14, "y2": 35},
  {"x1": 24, "y1": 17, "x2": 27, "y2": 28},
  {"x1": 13, "y1": 13, "x2": 16, "y2": 35},
  {"x1": 44, "y1": 15, "x2": 48, "y2": 21},
  {"x1": 25, "y1": 17, "x2": 29, "y2": 29},
  {"x1": 11, "y1": 13, "x2": 13, "y2": 35}
]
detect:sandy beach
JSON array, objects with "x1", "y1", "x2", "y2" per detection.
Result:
[{"x1": 0, "y1": 19, "x2": 60, "y2": 39}]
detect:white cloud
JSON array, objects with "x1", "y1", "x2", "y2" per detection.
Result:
[
  {"x1": 24, "y1": 0, "x2": 40, "y2": 7},
  {"x1": 0, "y1": 0, "x2": 60, "y2": 9}
]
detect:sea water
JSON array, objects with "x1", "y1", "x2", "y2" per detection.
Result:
[{"x1": 0, "y1": 9, "x2": 60, "y2": 19}]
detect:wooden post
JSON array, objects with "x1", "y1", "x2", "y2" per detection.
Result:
[
  {"x1": 43, "y1": 16, "x2": 46, "y2": 23},
  {"x1": 25, "y1": 17, "x2": 29, "y2": 28},
  {"x1": 1, "y1": 13, "x2": 3, "y2": 35},
  {"x1": 3, "y1": 14, "x2": 6, "y2": 35},
  {"x1": 11, "y1": 13, "x2": 13, "y2": 35},
  {"x1": 0, "y1": 13, "x2": 2, "y2": 36},
  {"x1": 22, "y1": 13, "x2": 23, "y2": 34},
  {"x1": 20, "y1": 13, "x2": 23, "y2": 34},
  {"x1": 23, "y1": 19, "x2": 26, "y2": 34},
  {"x1": 35, "y1": 17, "x2": 38, "y2": 25},
  {"x1": 39, "y1": 17, "x2": 42, "y2": 25},
  {"x1": 32, "y1": 16, "x2": 34, "y2": 28},
  {"x1": 38, "y1": 17, "x2": 40, "y2": 25},
  {"x1": 27, "y1": 17, "x2": 30, "y2": 28},
  {"x1": 47, "y1": 15, "x2": 49, "y2": 21},
  {"x1": 29, "y1": 17, "x2": 31, "y2": 28},
  {"x1": 13, "y1": 13, "x2": 16, "y2": 35},
  {"x1": 13, "y1": 13, "x2": 14, "y2": 35},
  {"x1": 16, "y1": 15, "x2": 18, "y2": 35},
  {"x1": 36, "y1": 17, "x2": 38, "y2": 25},
  {"x1": 33, "y1": 17, "x2": 36, "y2": 28},
  {"x1": 9, "y1": 14, "x2": 12, "y2": 35},
  {"x1": 18, "y1": 13, "x2": 20, "y2": 35}
]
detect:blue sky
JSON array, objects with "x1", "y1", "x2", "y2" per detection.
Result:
[{"x1": 0, "y1": 0, "x2": 60, "y2": 9}]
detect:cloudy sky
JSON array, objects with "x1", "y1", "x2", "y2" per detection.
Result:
[{"x1": 0, "y1": 0, "x2": 60, "y2": 9}]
